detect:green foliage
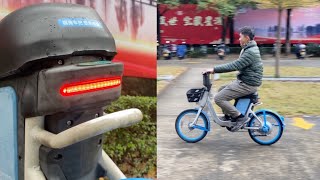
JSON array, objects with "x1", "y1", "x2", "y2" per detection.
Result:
[
  {"x1": 228, "y1": 47, "x2": 242, "y2": 54},
  {"x1": 180, "y1": 0, "x2": 199, "y2": 4},
  {"x1": 159, "y1": 0, "x2": 257, "y2": 16},
  {"x1": 207, "y1": 46, "x2": 216, "y2": 54},
  {"x1": 188, "y1": 48, "x2": 207, "y2": 58},
  {"x1": 306, "y1": 43, "x2": 320, "y2": 57},
  {"x1": 253, "y1": 0, "x2": 320, "y2": 10},
  {"x1": 158, "y1": 0, "x2": 198, "y2": 5},
  {"x1": 259, "y1": 46, "x2": 295, "y2": 55},
  {"x1": 103, "y1": 96, "x2": 157, "y2": 178},
  {"x1": 198, "y1": 0, "x2": 257, "y2": 17},
  {"x1": 158, "y1": 0, "x2": 180, "y2": 7}
]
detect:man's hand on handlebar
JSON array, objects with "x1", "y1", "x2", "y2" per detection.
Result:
[{"x1": 202, "y1": 68, "x2": 215, "y2": 74}]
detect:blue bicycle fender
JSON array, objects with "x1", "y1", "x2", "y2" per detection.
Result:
[{"x1": 255, "y1": 109, "x2": 286, "y2": 128}]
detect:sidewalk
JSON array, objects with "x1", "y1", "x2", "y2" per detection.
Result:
[{"x1": 157, "y1": 68, "x2": 207, "y2": 179}]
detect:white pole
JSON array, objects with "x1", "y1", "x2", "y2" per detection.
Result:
[
  {"x1": 24, "y1": 117, "x2": 46, "y2": 180},
  {"x1": 99, "y1": 150, "x2": 126, "y2": 180}
]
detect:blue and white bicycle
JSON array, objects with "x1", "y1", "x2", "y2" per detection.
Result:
[{"x1": 175, "y1": 73, "x2": 285, "y2": 145}]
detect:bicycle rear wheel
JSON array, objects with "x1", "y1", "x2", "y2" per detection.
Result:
[{"x1": 248, "y1": 111, "x2": 284, "y2": 145}]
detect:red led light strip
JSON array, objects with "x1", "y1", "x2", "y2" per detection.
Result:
[{"x1": 60, "y1": 77, "x2": 121, "y2": 96}]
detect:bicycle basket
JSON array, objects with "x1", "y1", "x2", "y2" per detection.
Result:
[{"x1": 186, "y1": 88, "x2": 205, "y2": 102}]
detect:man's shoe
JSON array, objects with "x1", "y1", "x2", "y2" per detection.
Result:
[
  {"x1": 231, "y1": 115, "x2": 248, "y2": 131},
  {"x1": 220, "y1": 115, "x2": 232, "y2": 121}
]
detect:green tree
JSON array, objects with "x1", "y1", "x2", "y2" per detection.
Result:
[
  {"x1": 253, "y1": 0, "x2": 320, "y2": 77},
  {"x1": 198, "y1": 0, "x2": 256, "y2": 43}
]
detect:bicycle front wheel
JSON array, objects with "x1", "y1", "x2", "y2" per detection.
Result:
[{"x1": 175, "y1": 109, "x2": 209, "y2": 143}]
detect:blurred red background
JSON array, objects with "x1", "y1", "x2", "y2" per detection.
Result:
[{"x1": 0, "y1": 0, "x2": 156, "y2": 79}]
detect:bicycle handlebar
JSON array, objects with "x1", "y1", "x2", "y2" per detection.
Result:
[{"x1": 202, "y1": 73, "x2": 212, "y2": 91}]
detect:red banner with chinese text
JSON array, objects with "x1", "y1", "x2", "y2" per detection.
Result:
[
  {"x1": 159, "y1": 4, "x2": 223, "y2": 44},
  {"x1": 160, "y1": 4, "x2": 320, "y2": 45}
]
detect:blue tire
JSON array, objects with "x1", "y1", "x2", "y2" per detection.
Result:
[
  {"x1": 248, "y1": 111, "x2": 284, "y2": 145},
  {"x1": 175, "y1": 109, "x2": 209, "y2": 143}
]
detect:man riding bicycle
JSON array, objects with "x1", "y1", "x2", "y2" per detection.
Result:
[{"x1": 204, "y1": 26, "x2": 263, "y2": 131}]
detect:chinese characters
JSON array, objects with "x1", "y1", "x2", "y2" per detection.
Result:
[{"x1": 160, "y1": 15, "x2": 222, "y2": 27}]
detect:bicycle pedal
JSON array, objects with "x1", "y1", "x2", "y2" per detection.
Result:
[{"x1": 226, "y1": 125, "x2": 247, "y2": 132}]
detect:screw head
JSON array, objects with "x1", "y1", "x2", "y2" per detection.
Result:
[
  {"x1": 66, "y1": 120, "x2": 72, "y2": 126},
  {"x1": 54, "y1": 154, "x2": 63, "y2": 160}
]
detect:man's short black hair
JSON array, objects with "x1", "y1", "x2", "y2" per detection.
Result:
[{"x1": 240, "y1": 26, "x2": 255, "y2": 40}]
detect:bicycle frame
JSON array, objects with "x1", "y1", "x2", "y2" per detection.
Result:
[
  {"x1": 179, "y1": 73, "x2": 285, "y2": 145},
  {"x1": 189, "y1": 89, "x2": 265, "y2": 131}
]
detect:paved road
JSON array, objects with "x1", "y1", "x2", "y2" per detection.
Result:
[{"x1": 157, "y1": 66, "x2": 320, "y2": 180}]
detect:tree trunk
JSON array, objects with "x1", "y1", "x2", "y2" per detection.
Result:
[
  {"x1": 275, "y1": 8, "x2": 282, "y2": 78},
  {"x1": 285, "y1": 9, "x2": 292, "y2": 56},
  {"x1": 229, "y1": 16, "x2": 234, "y2": 44},
  {"x1": 221, "y1": 16, "x2": 226, "y2": 43}
]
